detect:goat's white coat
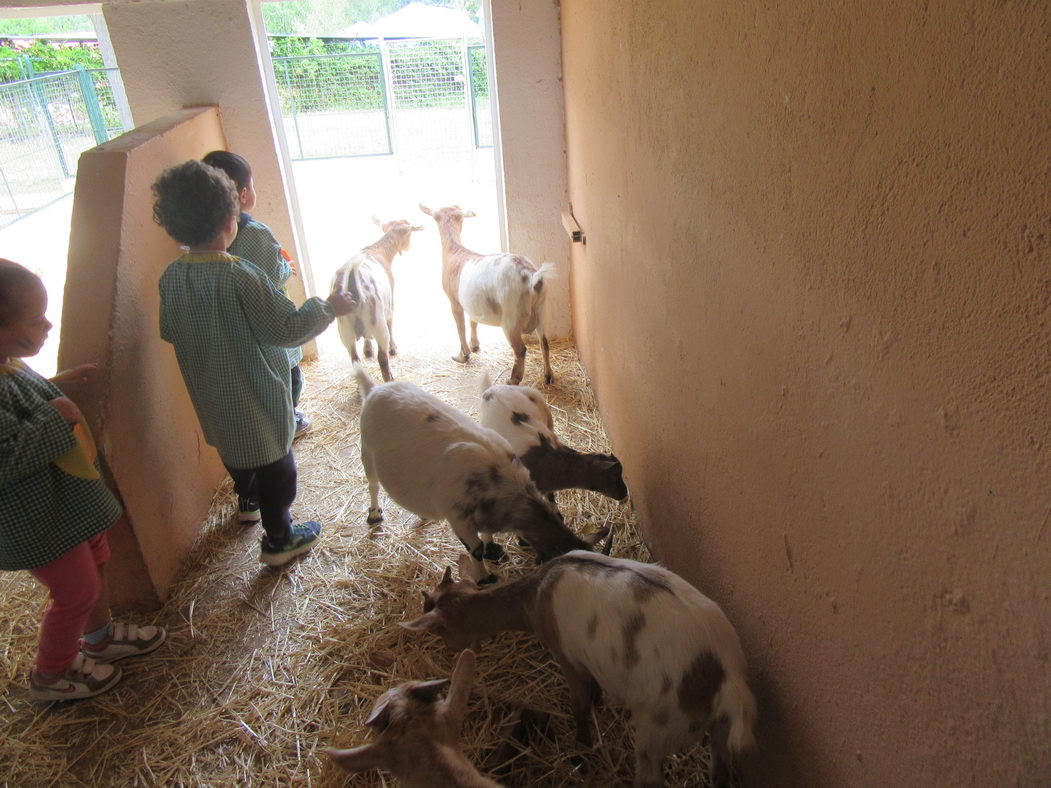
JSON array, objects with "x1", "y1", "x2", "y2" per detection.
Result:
[{"x1": 478, "y1": 375, "x2": 557, "y2": 456}]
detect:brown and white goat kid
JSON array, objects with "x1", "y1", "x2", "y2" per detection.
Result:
[
  {"x1": 478, "y1": 374, "x2": 627, "y2": 501},
  {"x1": 331, "y1": 218, "x2": 422, "y2": 381},
  {"x1": 326, "y1": 649, "x2": 501, "y2": 788},
  {"x1": 402, "y1": 552, "x2": 757, "y2": 788},
  {"x1": 354, "y1": 365, "x2": 608, "y2": 580},
  {"x1": 419, "y1": 204, "x2": 553, "y2": 385}
]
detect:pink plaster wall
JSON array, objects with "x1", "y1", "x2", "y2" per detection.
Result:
[
  {"x1": 561, "y1": 1, "x2": 1050, "y2": 784},
  {"x1": 61, "y1": 107, "x2": 230, "y2": 608}
]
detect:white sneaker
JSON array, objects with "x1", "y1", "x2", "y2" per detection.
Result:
[
  {"x1": 29, "y1": 653, "x2": 122, "y2": 701},
  {"x1": 80, "y1": 621, "x2": 167, "y2": 663}
]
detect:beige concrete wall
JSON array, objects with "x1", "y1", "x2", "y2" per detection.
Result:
[
  {"x1": 560, "y1": 1, "x2": 1050, "y2": 785},
  {"x1": 100, "y1": 0, "x2": 318, "y2": 356},
  {"x1": 488, "y1": 0, "x2": 572, "y2": 337},
  {"x1": 61, "y1": 107, "x2": 229, "y2": 608}
]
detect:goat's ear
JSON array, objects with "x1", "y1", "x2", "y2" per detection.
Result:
[
  {"x1": 409, "y1": 678, "x2": 450, "y2": 703},
  {"x1": 371, "y1": 213, "x2": 384, "y2": 228},
  {"x1": 441, "y1": 566, "x2": 455, "y2": 585},
  {"x1": 443, "y1": 649, "x2": 476, "y2": 728},
  {"x1": 411, "y1": 224, "x2": 424, "y2": 232},
  {"x1": 364, "y1": 695, "x2": 394, "y2": 728},
  {"x1": 456, "y1": 552, "x2": 482, "y2": 588},
  {"x1": 400, "y1": 610, "x2": 442, "y2": 633},
  {"x1": 462, "y1": 210, "x2": 477, "y2": 219},
  {"x1": 582, "y1": 526, "x2": 612, "y2": 552},
  {"x1": 326, "y1": 743, "x2": 386, "y2": 773},
  {"x1": 419, "y1": 203, "x2": 434, "y2": 216}
]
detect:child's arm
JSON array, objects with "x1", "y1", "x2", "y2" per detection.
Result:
[
  {"x1": 0, "y1": 398, "x2": 78, "y2": 487},
  {"x1": 233, "y1": 265, "x2": 351, "y2": 348}
]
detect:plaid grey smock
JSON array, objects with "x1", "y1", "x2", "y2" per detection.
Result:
[
  {"x1": 228, "y1": 216, "x2": 303, "y2": 368},
  {"x1": 0, "y1": 360, "x2": 121, "y2": 570},
  {"x1": 159, "y1": 251, "x2": 334, "y2": 469}
]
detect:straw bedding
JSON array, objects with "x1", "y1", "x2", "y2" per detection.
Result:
[{"x1": 0, "y1": 337, "x2": 716, "y2": 787}]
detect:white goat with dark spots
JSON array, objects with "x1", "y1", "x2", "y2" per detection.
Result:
[
  {"x1": 420, "y1": 203, "x2": 553, "y2": 385},
  {"x1": 332, "y1": 217, "x2": 423, "y2": 381},
  {"x1": 326, "y1": 649, "x2": 500, "y2": 787},
  {"x1": 354, "y1": 365, "x2": 608, "y2": 580},
  {"x1": 478, "y1": 374, "x2": 627, "y2": 501},
  {"x1": 402, "y1": 552, "x2": 757, "y2": 788}
]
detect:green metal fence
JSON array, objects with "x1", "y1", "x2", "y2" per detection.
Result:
[
  {"x1": 272, "y1": 38, "x2": 492, "y2": 162},
  {"x1": 0, "y1": 66, "x2": 124, "y2": 227}
]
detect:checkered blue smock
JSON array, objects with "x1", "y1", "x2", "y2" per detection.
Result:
[
  {"x1": 0, "y1": 361, "x2": 120, "y2": 570},
  {"x1": 228, "y1": 216, "x2": 303, "y2": 368},
  {"x1": 159, "y1": 252, "x2": 334, "y2": 470}
]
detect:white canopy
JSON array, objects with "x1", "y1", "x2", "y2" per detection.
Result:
[{"x1": 367, "y1": 3, "x2": 481, "y2": 39}]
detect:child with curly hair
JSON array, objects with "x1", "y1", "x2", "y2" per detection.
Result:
[{"x1": 153, "y1": 160, "x2": 354, "y2": 566}]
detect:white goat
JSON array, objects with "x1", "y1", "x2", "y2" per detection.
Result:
[
  {"x1": 420, "y1": 204, "x2": 553, "y2": 385},
  {"x1": 354, "y1": 365, "x2": 607, "y2": 580},
  {"x1": 326, "y1": 649, "x2": 501, "y2": 787},
  {"x1": 402, "y1": 552, "x2": 757, "y2": 788},
  {"x1": 478, "y1": 374, "x2": 627, "y2": 501},
  {"x1": 331, "y1": 218, "x2": 422, "y2": 381}
]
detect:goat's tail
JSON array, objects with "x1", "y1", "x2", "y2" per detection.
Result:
[
  {"x1": 333, "y1": 256, "x2": 364, "y2": 306},
  {"x1": 714, "y1": 673, "x2": 758, "y2": 756},
  {"x1": 353, "y1": 363, "x2": 376, "y2": 398},
  {"x1": 529, "y1": 262, "x2": 556, "y2": 295}
]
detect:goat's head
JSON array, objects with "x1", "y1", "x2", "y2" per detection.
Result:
[
  {"x1": 592, "y1": 454, "x2": 628, "y2": 500},
  {"x1": 326, "y1": 649, "x2": 477, "y2": 772},
  {"x1": 419, "y1": 203, "x2": 476, "y2": 235},
  {"x1": 400, "y1": 565, "x2": 485, "y2": 651}
]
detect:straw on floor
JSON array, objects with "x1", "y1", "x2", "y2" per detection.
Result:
[{"x1": 0, "y1": 338, "x2": 716, "y2": 787}]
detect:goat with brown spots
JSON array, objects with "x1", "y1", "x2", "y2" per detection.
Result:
[
  {"x1": 331, "y1": 217, "x2": 423, "y2": 381},
  {"x1": 420, "y1": 204, "x2": 553, "y2": 385},
  {"x1": 326, "y1": 649, "x2": 501, "y2": 787},
  {"x1": 402, "y1": 552, "x2": 757, "y2": 788},
  {"x1": 354, "y1": 365, "x2": 608, "y2": 580},
  {"x1": 478, "y1": 374, "x2": 627, "y2": 501}
]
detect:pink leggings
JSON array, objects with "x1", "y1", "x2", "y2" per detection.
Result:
[{"x1": 28, "y1": 532, "x2": 110, "y2": 675}]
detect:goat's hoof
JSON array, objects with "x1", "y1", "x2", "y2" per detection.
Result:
[
  {"x1": 389, "y1": 345, "x2": 398, "y2": 356},
  {"x1": 453, "y1": 354, "x2": 469, "y2": 364},
  {"x1": 479, "y1": 573, "x2": 500, "y2": 586},
  {"x1": 483, "y1": 542, "x2": 507, "y2": 562},
  {"x1": 366, "y1": 510, "x2": 384, "y2": 525},
  {"x1": 470, "y1": 343, "x2": 480, "y2": 352},
  {"x1": 544, "y1": 373, "x2": 554, "y2": 384}
]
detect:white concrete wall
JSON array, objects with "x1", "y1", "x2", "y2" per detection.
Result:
[
  {"x1": 98, "y1": 0, "x2": 315, "y2": 348},
  {"x1": 489, "y1": 0, "x2": 572, "y2": 338}
]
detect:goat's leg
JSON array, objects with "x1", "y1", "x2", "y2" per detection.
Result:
[
  {"x1": 707, "y1": 717, "x2": 734, "y2": 788},
  {"x1": 555, "y1": 659, "x2": 601, "y2": 747},
  {"x1": 478, "y1": 531, "x2": 506, "y2": 562},
  {"x1": 469, "y1": 320, "x2": 480, "y2": 352},
  {"x1": 450, "y1": 519, "x2": 497, "y2": 583},
  {"x1": 507, "y1": 333, "x2": 527, "y2": 386},
  {"x1": 387, "y1": 315, "x2": 397, "y2": 356},
  {"x1": 361, "y1": 452, "x2": 384, "y2": 525},
  {"x1": 450, "y1": 303, "x2": 471, "y2": 363},
  {"x1": 375, "y1": 320, "x2": 394, "y2": 382},
  {"x1": 539, "y1": 329, "x2": 553, "y2": 384},
  {"x1": 336, "y1": 317, "x2": 361, "y2": 363}
]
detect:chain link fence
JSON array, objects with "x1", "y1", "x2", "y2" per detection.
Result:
[
  {"x1": 0, "y1": 67, "x2": 124, "y2": 227},
  {"x1": 272, "y1": 37, "x2": 492, "y2": 163}
]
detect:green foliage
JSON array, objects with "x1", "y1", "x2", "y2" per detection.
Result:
[
  {"x1": 0, "y1": 41, "x2": 103, "y2": 82},
  {"x1": 0, "y1": 15, "x2": 94, "y2": 37}
]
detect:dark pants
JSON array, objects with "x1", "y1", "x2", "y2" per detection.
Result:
[
  {"x1": 224, "y1": 451, "x2": 297, "y2": 545},
  {"x1": 290, "y1": 365, "x2": 303, "y2": 409}
]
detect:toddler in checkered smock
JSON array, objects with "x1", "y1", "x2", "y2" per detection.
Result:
[
  {"x1": 153, "y1": 161, "x2": 355, "y2": 568},
  {"x1": 0, "y1": 259, "x2": 166, "y2": 702}
]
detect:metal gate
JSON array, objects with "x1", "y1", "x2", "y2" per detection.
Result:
[{"x1": 271, "y1": 37, "x2": 492, "y2": 163}]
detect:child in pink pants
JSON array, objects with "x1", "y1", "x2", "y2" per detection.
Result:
[{"x1": 0, "y1": 259, "x2": 166, "y2": 701}]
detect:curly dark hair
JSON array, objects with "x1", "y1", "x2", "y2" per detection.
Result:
[
  {"x1": 0, "y1": 258, "x2": 42, "y2": 327},
  {"x1": 152, "y1": 160, "x2": 239, "y2": 248},
  {"x1": 202, "y1": 150, "x2": 252, "y2": 192}
]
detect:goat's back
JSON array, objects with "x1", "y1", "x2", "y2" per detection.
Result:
[{"x1": 479, "y1": 383, "x2": 557, "y2": 455}]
